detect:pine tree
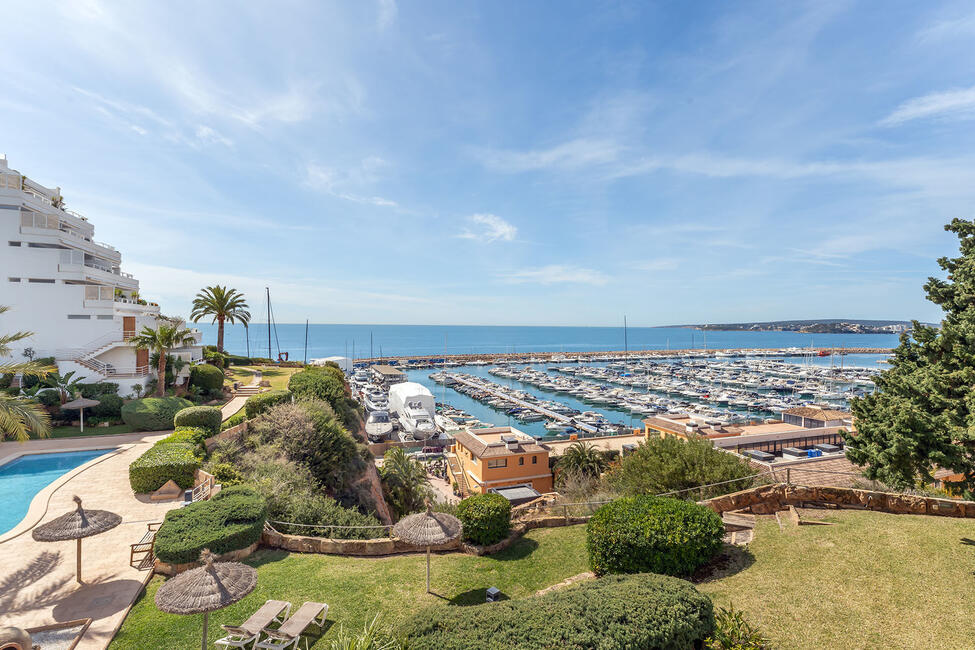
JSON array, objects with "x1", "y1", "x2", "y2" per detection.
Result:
[{"x1": 845, "y1": 218, "x2": 975, "y2": 495}]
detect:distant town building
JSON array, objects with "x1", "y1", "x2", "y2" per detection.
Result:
[
  {"x1": 0, "y1": 155, "x2": 202, "y2": 392},
  {"x1": 371, "y1": 364, "x2": 406, "y2": 387}
]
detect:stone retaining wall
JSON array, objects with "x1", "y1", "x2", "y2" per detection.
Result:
[
  {"x1": 702, "y1": 483, "x2": 975, "y2": 518},
  {"x1": 154, "y1": 542, "x2": 260, "y2": 576},
  {"x1": 204, "y1": 421, "x2": 248, "y2": 451}
]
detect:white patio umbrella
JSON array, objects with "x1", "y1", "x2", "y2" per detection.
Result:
[{"x1": 60, "y1": 397, "x2": 100, "y2": 433}]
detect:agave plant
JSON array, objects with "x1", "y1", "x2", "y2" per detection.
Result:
[{"x1": 0, "y1": 305, "x2": 54, "y2": 441}]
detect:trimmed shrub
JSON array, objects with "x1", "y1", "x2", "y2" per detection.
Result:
[
  {"x1": 189, "y1": 364, "x2": 224, "y2": 391},
  {"x1": 221, "y1": 410, "x2": 246, "y2": 430},
  {"x1": 402, "y1": 573, "x2": 715, "y2": 649},
  {"x1": 174, "y1": 405, "x2": 222, "y2": 434},
  {"x1": 90, "y1": 393, "x2": 123, "y2": 419},
  {"x1": 244, "y1": 389, "x2": 291, "y2": 419},
  {"x1": 128, "y1": 442, "x2": 201, "y2": 493},
  {"x1": 156, "y1": 426, "x2": 209, "y2": 453},
  {"x1": 587, "y1": 495, "x2": 725, "y2": 578},
  {"x1": 78, "y1": 382, "x2": 119, "y2": 399},
  {"x1": 37, "y1": 390, "x2": 61, "y2": 407},
  {"x1": 121, "y1": 397, "x2": 194, "y2": 431},
  {"x1": 154, "y1": 486, "x2": 267, "y2": 564},
  {"x1": 456, "y1": 493, "x2": 511, "y2": 545},
  {"x1": 225, "y1": 355, "x2": 252, "y2": 366}
]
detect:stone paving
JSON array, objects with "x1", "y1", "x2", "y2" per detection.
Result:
[
  {"x1": 0, "y1": 432, "x2": 180, "y2": 649},
  {"x1": 220, "y1": 369, "x2": 262, "y2": 420}
]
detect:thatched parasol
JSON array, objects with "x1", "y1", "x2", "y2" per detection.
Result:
[
  {"x1": 31, "y1": 495, "x2": 122, "y2": 584},
  {"x1": 155, "y1": 550, "x2": 257, "y2": 650},
  {"x1": 392, "y1": 505, "x2": 462, "y2": 593},
  {"x1": 61, "y1": 397, "x2": 100, "y2": 433}
]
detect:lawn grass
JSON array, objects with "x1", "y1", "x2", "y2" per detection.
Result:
[
  {"x1": 224, "y1": 365, "x2": 301, "y2": 391},
  {"x1": 111, "y1": 510, "x2": 975, "y2": 649},
  {"x1": 28, "y1": 423, "x2": 135, "y2": 439},
  {"x1": 697, "y1": 509, "x2": 975, "y2": 649},
  {"x1": 109, "y1": 525, "x2": 589, "y2": 649}
]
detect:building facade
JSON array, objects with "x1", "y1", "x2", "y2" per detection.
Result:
[
  {"x1": 451, "y1": 427, "x2": 554, "y2": 495},
  {"x1": 0, "y1": 156, "x2": 202, "y2": 393}
]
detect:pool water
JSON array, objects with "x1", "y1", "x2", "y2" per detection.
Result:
[{"x1": 0, "y1": 448, "x2": 116, "y2": 535}]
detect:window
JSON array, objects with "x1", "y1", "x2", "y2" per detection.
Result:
[
  {"x1": 28, "y1": 278, "x2": 55, "y2": 283},
  {"x1": 67, "y1": 314, "x2": 91, "y2": 319},
  {"x1": 8, "y1": 241, "x2": 20, "y2": 246},
  {"x1": 96, "y1": 314, "x2": 114, "y2": 320},
  {"x1": 532, "y1": 455, "x2": 538, "y2": 464},
  {"x1": 8, "y1": 277, "x2": 20, "y2": 282},
  {"x1": 487, "y1": 458, "x2": 507, "y2": 469},
  {"x1": 518, "y1": 457, "x2": 524, "y2": 465}
]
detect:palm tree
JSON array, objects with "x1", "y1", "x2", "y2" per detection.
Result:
[
  {"x1": 379, "y1": 447, "x2": 431, "y2": 520},
  {"x1": 190, "y1": 286, "x2": 250, "y2": 353},
  {"x1": 132, "y1": 320, "x2": 197, "y2": 397},
  {"x1": 1, "y1": 306, "x2": 54, "y2": 441},
  {"x1": 42, "y1": 370, "x2": 87, "y2": 405},
  {"x1": 556, "y1": 441, "x2": 609, "y2": 487}
]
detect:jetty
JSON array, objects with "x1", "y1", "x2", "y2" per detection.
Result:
[{"x1": 446, "y1": 372, "x2": 599, "y2": 434}]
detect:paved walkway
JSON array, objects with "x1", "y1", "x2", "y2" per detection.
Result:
[
  {"x1": 220, "y1": 369, "x2": 262, "y2": 421},
  {"x1": 0, "y1": 433, "x2": 180, "y2": 649}
]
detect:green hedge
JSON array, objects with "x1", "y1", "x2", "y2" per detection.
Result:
[
  {"x1": 78, "y1": 382, "x2": 119, "y2": 398},
  {"x1": 221, "y1": 410, "x2": 246, "y2": 430},
  {"x1": 587, "y1": 495, "x2": 725, "y2": 578},
  {"x1": 456, "y1": 493, "x2": 511, "y2": 545},
  {"x1": 90, "y1": 393, "x2": 124, "y2": 419},
  {"x1": 402, "y1": 573, "x2": 715, "y2": 649},
  {"x1": 128, "y1": 442, "x2": 201, "y2": 493},
  {"x1": 156, "y1": 426, "x2": 209, "y2": 454},
  {"x1": 174, "y1": 405, "x2": 222, "y2": 434},
  {"x1": 121, "y1": 397, "x2": 194, "y2": 431},
  {"x1": 154, "y1": 486, "x2": 267, "y2": 564},
  {"x1": 244, "y1": 389, "x2": 291, "y2": 419},
  {"x1": 189, "y1": 364, "x2": 225, "y2": 391}
]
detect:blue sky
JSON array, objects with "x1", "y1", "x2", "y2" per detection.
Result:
[{"x1": 2, "y1": 1, "x2": 974, "y2": 326}]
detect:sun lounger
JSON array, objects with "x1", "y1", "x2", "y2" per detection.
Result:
[
  {"x1": 254, "y1": 602, "x2": 328, "y2": 650},
  {"x1": 214, "y1": 600, "x2": 291, "y2": 649}
]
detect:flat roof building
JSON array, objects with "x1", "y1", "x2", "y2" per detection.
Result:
[
  {"x1": 371, "y1": 364, "x2": 406, "y2": 386},
  {"x1": 450, "y1": 427, "x2": 553, "y2": 497}
]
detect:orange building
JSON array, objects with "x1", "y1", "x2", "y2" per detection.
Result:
[{"x1": 450, "y1": 427, "x2": 553, "y2": 496}]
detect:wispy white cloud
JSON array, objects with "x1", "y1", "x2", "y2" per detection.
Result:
[
  {"x1": 194, "y1": 125, "x2": 232, "y2": 147},
  {"x1": 501, "y1": 265, "x2": 609, "y2": 286},
  {"x1": 629, "y1": 258, "x2": 680, "y2": 272},
  {"x1": 880, "y1": 85, "x2": 975, "y2": 126},
  {"x1": 457, "y1": 214, "x2": 517, "y2": 243},
  {"x1": 378, "y1": 0, "x2": 397, "y2": 30},
  {"x1": 305, "y1": 159, "x2": 399, "y2": 207},
  {"x1": 476, "y1": 138, "x2": 622, "y2": 173},
  {"x1": 917, "y1": 11, "x2": 975, "y2": 43}
]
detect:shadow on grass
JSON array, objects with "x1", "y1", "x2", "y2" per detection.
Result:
[
  {"x1": 245, "y1": 549, "x2": 291, "y2": 568},
  {"x1": 487, "y1": 537, "x2": 539, "y2": 561},
  {"x1": 691, "y1": 544, "x2": 756, "y2": 584},
  {"x1": 447, "y1": 588, "x2": 510, "y2": 606}
]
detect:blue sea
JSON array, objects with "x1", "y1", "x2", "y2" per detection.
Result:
[{"x1": 196, "y1": 323, "x2": 900, "y2": 360}]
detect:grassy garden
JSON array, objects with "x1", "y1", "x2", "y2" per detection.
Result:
[
  {"x1": 112, "y1": 509, "x2": 975, "y2": 649},
  {"x1": 226, "y1": 365, "x2": 303, "y2": 391}
]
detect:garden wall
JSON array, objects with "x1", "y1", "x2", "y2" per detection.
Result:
[
  {"x1": 702, "y1": 483, "x2": 975, "y2": 518},
  {"x1": 154, "y1": 542, "x2": 259, "y2": 576},
  {"x1": 204, "y1": 421, "x2": 247, "y2": 451}
]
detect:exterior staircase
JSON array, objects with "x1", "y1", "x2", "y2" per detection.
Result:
[
  {"x1": 234, "y1": 385, "x2": 263, "y2": 397},
  {"x1": 447, "y1": 453, "x2": 472, "y2": 498}
]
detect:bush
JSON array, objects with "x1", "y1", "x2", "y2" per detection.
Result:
[
  {"x1": 244, "y1": 389, "x2": 292, "y2": 419},
  {"x1": 221, "y1": 410, "x2": 247, "y2": 430},
  {"x1": 189, "y1": 364, "x2": 224, "y2": 391},
  {"x1": 605, "y1": 435, "x2": 759, "y2": 500},
  {"x1": 90, "y1": 393, "x2": 124, "y2": 419},
  {"x1": 78, "y1": 382, "x2": 119, "y2": 399},
  {"x1": 37, "y1": 390, "x2": 61, "y2": 407},
  {"x1": 288, "y1": 367, "x2": 361, "y2": 431},
  {"x1": 225, "y1": 355, "x2": 252, "y2": 366},
  {"x1": 121, "y1": 397, "x2": 194, "y2": 431},
  {"x1": 456, "y1": 493, "x2": 511, "y2": 545},
  {"x1": 208, "y1": 462, "x2": 244, "y2": 487},
  {"x1": 204, "y1": 349, "x2": 228, "y2": 369},
  {"x1": 587, "y1": 495, "x2": 725, "y2": 577},
  {"x1": 153, "y1": 486, "x2": 266, "y2": 564},
  {"x1": 128, "y1": 442, "x2": 201, "y2": 493},
  {"x1": 157, "y1": 426, "x2": 209, "y2": 454},
  {"x1": 706, "y1": 606, "x2": 773, "y2": 650},
  {"x1": 402, "y1": 573, "x2": 715, "y2": 649},
  {"x1": 174, "y1": 405, "x2": 222, "y2": 434}
]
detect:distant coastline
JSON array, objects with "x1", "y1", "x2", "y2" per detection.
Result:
[{"x1": 673, "y1": 319, "x2": 920, "y2": 335}]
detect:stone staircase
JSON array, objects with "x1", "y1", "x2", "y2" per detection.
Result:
[
  {"x1": 234, "y1": 385, "x2": 263, "y2": 397},
  {"x1": 446, "y1": 453, "x2": 472, "y2": 498},
  {"x1": 722, "y1": 511, "x2": 755, "y2": 545}
]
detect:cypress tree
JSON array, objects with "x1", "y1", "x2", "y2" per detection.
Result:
[{"x1": 845, "y1": 218, "x2": 975, "y2": 495}]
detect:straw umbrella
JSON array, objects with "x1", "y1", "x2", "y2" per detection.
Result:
[
  {"x1": 392, "y1": 505, "x2": 462, "y2": 593},
  {"x1": 155, "y1": 550, "x2": 257, "y2": 650},
  {"x1": 31, "y1": 495, "x2": 122, "y2": 584},
  {"x1": 60, "y1": 397, "x2": 100, "y2": 433}
]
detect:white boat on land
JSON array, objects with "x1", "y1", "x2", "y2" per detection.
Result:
[
  {"x1": 388, "y1": 382, "x2": 439, "y2": 440},
  {"x1": 365, "y1": 410, "x2": 393, "y2": 442}
]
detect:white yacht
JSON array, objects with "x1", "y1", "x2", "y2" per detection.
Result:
[
  {"x1": 365, "y1": 410, "x2": 394, "y2": 442},
  {"x1": 388, "y1": 382, "x2": 438, "y2": 440}
]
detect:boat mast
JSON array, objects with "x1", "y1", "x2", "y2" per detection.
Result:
[
  {"x1": 623, "y1": 315, "x2": 628, "y2": 375},
  {"x1": 266, "y1": 287, "x2": 271, "y2": 360},
  {"x1": 303, "y1": 319, "x2": 309, "y2": 365}
]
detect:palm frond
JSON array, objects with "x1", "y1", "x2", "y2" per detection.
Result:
[{"x1": 0, "y1": 395, "x2": 51, "y2": 441}]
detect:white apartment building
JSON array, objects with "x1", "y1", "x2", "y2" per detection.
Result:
[{"x1": 0, "y1": 155, "x2": 202, "y2": 394}]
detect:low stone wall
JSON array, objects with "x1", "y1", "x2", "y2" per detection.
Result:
[
  {"x1": 702, "y1": 483, "x2": 975, "y2": 518},
  {"x1": 154, "y1": 542, "x2": 259, "y2": 576},
  {"x1": 464, "y1": 514, "x2": 590, "y2": 555},
  {"x1": 204, "y1": 421, "x2": 247, "y2": 451},
  {"x1": 260, "y1": 529, "x2": 461, "y2": 556}
]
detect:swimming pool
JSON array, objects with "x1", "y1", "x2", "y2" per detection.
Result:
[{"x1": 0, "y1": 448, "x2": 117, "y2": 536}]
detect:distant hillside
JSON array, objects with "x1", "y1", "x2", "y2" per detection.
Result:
[{"x1": 672, "y1": 319, "x2": 924, "y2": 334}]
